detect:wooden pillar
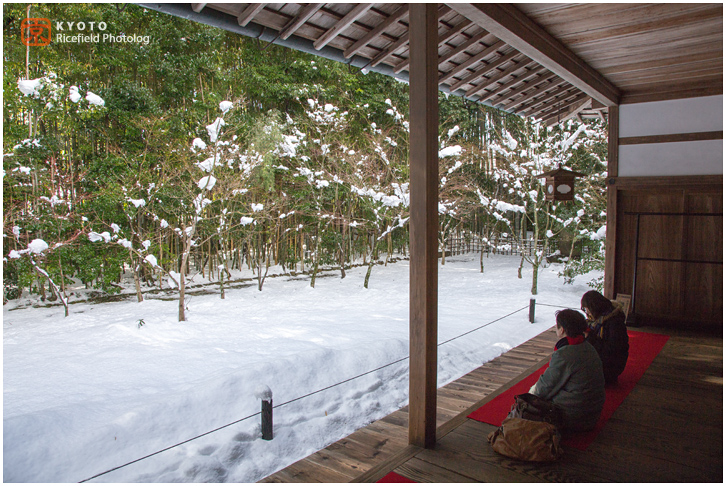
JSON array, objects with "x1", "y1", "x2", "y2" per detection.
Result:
[
  {"x1": 408, "y1": 3, "x2": 439, "y2": 449},
  {"x1": 604, "y1": 105, "x2": 619, "y2": 299}
]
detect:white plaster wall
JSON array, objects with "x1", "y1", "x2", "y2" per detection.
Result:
[
  {"x1": 618, "y1": 96, "x2": 724, "y2": 176},
  {"x1": 619, "y1": 140, "x2": 723, "y2": 177},
  {"x1": 619, "y1": 95, "x2": 723, "y2": 137}
]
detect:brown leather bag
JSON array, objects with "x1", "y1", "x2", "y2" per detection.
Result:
[
  {"x1": 510, "y1": 393, "x2": 563, "y2": 429},
  {"x1": 487, "y1": 417, "x2": 564, "y2": 462}
]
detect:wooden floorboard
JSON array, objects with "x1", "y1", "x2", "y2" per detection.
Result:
[
  {"x1": 260, "y1": 326, "x2": 723, "y2": 483},
  {"x1": 394, "y1": 457, "x2": 475, "y2": 483}
]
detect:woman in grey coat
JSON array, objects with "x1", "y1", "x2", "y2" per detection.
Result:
[{"x1": 529, "y1": 309, "x2": 606, "y2": 432}]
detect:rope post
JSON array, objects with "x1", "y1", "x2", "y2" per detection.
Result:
[
  {"x1": 255, "y1": 385, "x2": 273, "y2": 441},
  {"x1": 261, "y1": 399, "x2": 273, "y2": 441},
  {"x1": 529, "y1": 298, "x2": 536, "y2": 323}
]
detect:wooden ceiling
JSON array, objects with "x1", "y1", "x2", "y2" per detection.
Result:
[{"x1": 145, "y1": 3, "x2": 723, "y2": 125}]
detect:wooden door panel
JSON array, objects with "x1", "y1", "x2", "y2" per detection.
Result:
[{"x1": 614, "y1": 180, "x2": 722, "y2": 326}]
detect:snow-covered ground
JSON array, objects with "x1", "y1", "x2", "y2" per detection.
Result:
[{"x1": 3, "y1": 254, "x2": 600, "y2": 482}]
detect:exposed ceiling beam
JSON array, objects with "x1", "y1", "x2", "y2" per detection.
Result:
[
  {"x1": 521, "y1": 87, "x2": 582, "y2": 118},
  {"x1": 280, "y1": 3, "x2": 324, "y2": 41},
  {"x1": 438, "y1": 40, "x2": 506, "y2": 86},
  {"x1": 237, "y1": 3, "x2": 265, "y2": 27},
  {"x1": 436, "y1": 29, "x2": 488, "y2": 68},
  {"x1": 343, "y1": 4, "x2": 408, "y2": 59},
  {"x1": 447, "y1": 3, "x2": 621, "y2": 106},
  {"x1": 543, "y1": 96, "x2": 592, "y2": 126},
  {"x1": 479, "y1": 65, "x2": 547, "y2": 102},
  {"x1": 466, "y1": 58, "x2": 534, "y2": 98},
  {"x1": 394, "y1": 17, "x2": 473, "y2": 74},
  {"x1": 499, "y1": 77, "x2": 564, "y2": 111},
  {"x1": 364, "y1": 32, "x2": 409, "y2": 69},
  {"x1": 537, "y1": 93, "x2": 591, "y2": 123},
  {"x1": 517, "y1": 84, "x2": 577, "y2": 116},
  {"x1": 362, "y1": 4, "x2": 449, "y2": 71},
  {"x1": 191, "y1": 3, "x2": 206, "y2": 13},
  {"x1": 314, "y1": 3, "x2": 372, "y2": 51},
  {"x1": 446, "y1": 49, "x2": 518, "y2": 92},
  {"x1": 489, "y1": 71, "x2": 557, "y2": 106}
]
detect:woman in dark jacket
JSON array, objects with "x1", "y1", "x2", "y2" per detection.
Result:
[{"x1": 581, "y1": 290, "x2": 629, "y2": 384}]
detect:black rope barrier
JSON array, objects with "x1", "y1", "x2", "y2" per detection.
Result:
[
  {"x1": 535, "y1": 302, "x2": 573, "y2": 309},
  {"x1": 78, "y1": 303, "x2": 531, "y2": 482},
  {"x1": 79, "y1": 410, "x2": 261, "y2": 483},
  {"x1": 273, "y1": 355, "x2": 410, "y2": 410},
  {"x1": 437, "y1": 304, "x2": 529, "y2": 347}
]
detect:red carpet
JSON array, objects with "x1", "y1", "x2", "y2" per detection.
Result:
[
  {"x1": 468, "y1": 330, "x2": 669, "y2": 450},
  {"x1": 378, "y1": 471, "x2": 416, "y2": 483}
]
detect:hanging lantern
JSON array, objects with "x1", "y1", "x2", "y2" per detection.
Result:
[{"x1": 535, "y1": 163, "x2": 586, "y2": 202}]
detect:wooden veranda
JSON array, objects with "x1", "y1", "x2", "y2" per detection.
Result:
[
  {"x1": 261, "y1": 325, "x2": 723, "y2": 483},
  {"x1": 144, "y1": 2, "x2": 723, "y2": 477}
]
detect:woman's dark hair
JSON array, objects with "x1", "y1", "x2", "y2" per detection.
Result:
[
  {"x1": 555, "y1": 309, "x2": 587, "y2": 336},
  {"x1": 580, "y1": 290, "x2": 615, "y2": 318}
]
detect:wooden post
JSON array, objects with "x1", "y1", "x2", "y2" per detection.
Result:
[
  {"x1": 408, "y1": 3, "x2": 439, "y2": 450},
  {"x1": 604, "y1": 104, "x2": 619, "y2": 299},
  {"x1": 529, "y1": 298, "x2": 536, "y2": 323},
  {"x1": 261, "y1": 399, "x2": 273, "y2": 440}
]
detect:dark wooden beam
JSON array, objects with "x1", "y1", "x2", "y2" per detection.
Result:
[
  {"x1": 465, "y1": 58, "x2": 534, "y2": 98},
  {"x1": 365, "y1": 32, "x2": 409, "y2": 69},
  {"x1": 408, "y1": 3, "x2": 439, "y2": 450},
  {"x1": 515, "y1": 83, "x2": 574, "y2": 116},
  {"x1": 237, "y1": 3, "x2": 265, "y2": 27},
  {"x1": 314, "y1": 3, "x2": 372, "y2": 50},
  {"x1": 280, "y1": 3, "x2": 324, "y2": 41},
  {"x1": 191, "y1": 3, "x2": 206, "y2": 13},
  {"x1": 446, "y1": 49, "x2": 517, "y2": 92},
  {"x1": 619, "y1": 131, "x2": 723, "y2": 145},
  {"x1": 525, "y1": 91, "x2": 587, "y2": 119},
  {"x1": 447, "y1": 3, "x2": 621, "y2": 106},
  {"x1": 542, "y1": 96, "x2": 591, "y2": 126},
  {"x1": 604, "y1": 105, "x2": 619, "y2": 299},
  {"x1": 497, "y1": 75, "x2": 563, "y2": 112},
  {"x1": 362, "y1": 5, "x2": 448, "y2": 71},
  {"x1": 438, "y1": 40, "x2": 506, "y2": 86},
  {"x1": 480, "y1": 64, "x2": 546, "y2": 103},
  {"x1": 343, "y1": 4, "x2": 409, "y2": 58},
  {"x1": 436, "y1": 29, "x2": 488, "y2": 68},
  {"x1": 394, "y1": 17, "x2": 473, "y2": 73}
]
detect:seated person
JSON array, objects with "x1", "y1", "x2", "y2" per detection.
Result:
[
  {"x1": 529, "y1": 309, "x2": 605, "y2": 432},
  {"x1": 581, "y1": 290, "x2": 629, "y2": 384}
]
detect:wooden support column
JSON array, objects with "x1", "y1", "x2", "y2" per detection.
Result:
[
  {"x1": 408, "y1": 3, "x2": 439, "y2": 450},
  {"x1": 604, "y1": 105, "x2": 619, "y2": 299}
]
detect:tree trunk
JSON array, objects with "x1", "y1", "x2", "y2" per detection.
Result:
[
  {"x1": 131, "y1": 251, "x2": 144, "y2": 302},
  {"x1": 385, "y1": 232, "x2": 392, "y2": 266},
  {"x1": 299, "y1": 230, "x2": 305, "y2": 273},
  {"x1": 178, "y1": 239, "x2": 192, "y2": 322},
  {"x1": 219, "y1": 245, "x2": 226, "y2": 299},
  {"x1": 440, "y1": 234, "x2": 447, "y2": 265},
  {"x1": 518, "y1": 254, "x2": 525, "y2": 279},
  {"x1": 363, "y1": 228, "x2": 377, "y2": 289},
  {"x1": 530, "y1": 261, "x2": 539, "y2": 296},
  {"x1": 338, "y1": 240, "x2": 346, "y2": 279},
  {"x1": 133, "y1": 264, "x2": 144, "y2": 302},
  {"x1": 310, "y1": 220, "x2": 322, "y2": 288}
]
